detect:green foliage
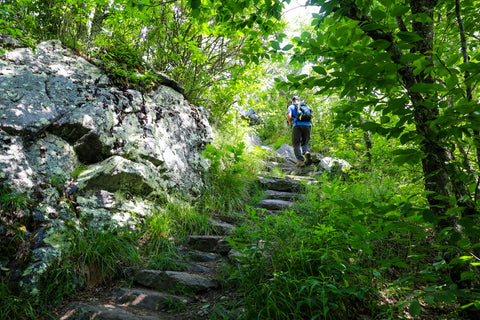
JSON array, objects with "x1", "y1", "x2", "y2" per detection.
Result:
[
  {"x1": 226, "y1": 167, "x2": 480, "y2": 318},
  {"x1": 68, "y1": 226, "x2": 141, "y2": 283},
  {"x1": 71, "y1": 164, "x2": 88, "y2": 179},
  {"x1": 0, "y1": 282, "x2": 37, "y2": 320},
  {"x1": 0, "y1": 225, "x2": 142, "y2": 318},
  {"x1": 258, "y1": 113, "x2": 290, "y2": 148},
  {"x1": 0, "y1": 185, "x2": 30, "y2": 213},
  {"x1": 200, "y1": 123, "x2": 265, "y2": 214},
  {"x1": 93, "y1": 39, "x2": 161, "y2": 91},
  {"x1": 144, "y1": 198, "x2": 212, "y2": 241}
]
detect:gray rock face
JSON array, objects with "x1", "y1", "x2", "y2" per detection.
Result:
[
  {"x1": 0, "y1": 40, "x2": 212, "y2": 294},
  {"x1": 1, "y1": 40, "x2": 211, "y2": 197}
]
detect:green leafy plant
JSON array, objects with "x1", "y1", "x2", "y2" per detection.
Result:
[
  {"x1": 93, "y1": 40, "x2": 161, "y2": 91},
  {"x1": 201, "y1": 139, "x2": 262, "y2": 214},
  {"x1": 0, "y1": 283, "x2": 37, "y2": 320},
  {"x1": 71, "y1": 164, "x2": 88, "y2": 179},
  {"x1": 0, "y1": 186, "x2": 29, "y2": 213},
  {"x1": 63, "y1": 226, "x2": 141, "y2": 287}
]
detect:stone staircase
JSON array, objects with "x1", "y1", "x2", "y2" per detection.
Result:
[
  {"x1": 255, "y1": 175, "x2": 316, "y2": 213},
  {"x1": 55, "y1": 171, "x2": 313, "y2": 319},
  {"x1": 56, "y1": 218, "x2": 237, "y2": 320}
]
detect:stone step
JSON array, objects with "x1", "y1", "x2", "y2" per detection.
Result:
[
  {"x1": 59, "y1": 302, "x2": 162, "y2": 320},
  {"x1": 255, "y1": 199, "x2": 294, "y2": 211},
  {"x1": 180, "y1": 249, "x2": 222, "y2": 263},
  {"x1": 57, "y1": 209, "x2": 238, "y2": 319},
  {"x1": 265, "y1": 189, "x2": 301, "y2": 201},
  {"x1": 209, "y1": 218, "x2": 236, "y2": 234},
  {"x1": 257, "y1": 177, "x2": 304, "y2": 192},
  {"x1": 134, "y1": 270, "x2": 218, "y2": 293},
  {"x1": 110, "y1": 287, "x2": 192, "y2": 312},
  {"x1": 185, "y1": 235, "x2": 231, "y2": 254}
]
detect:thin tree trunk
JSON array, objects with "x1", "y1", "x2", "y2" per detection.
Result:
[{"x1": 358, "y1": 117, "x2": 372, "y2": 164}]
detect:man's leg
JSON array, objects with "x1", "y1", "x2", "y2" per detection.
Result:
[
  {"x1": 300, "y1": 126, "x2": 311, "y2": 154},
  {"x1": 301, "y1": 126, "x2": 312, "y2": 165},
  {"x1": 292, "y1": 126, "x2": 305, "y2": 164}
]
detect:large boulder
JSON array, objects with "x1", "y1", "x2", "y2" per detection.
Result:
[{"x1": 0, "y1": 40, "x2": 212, "y2": 294}]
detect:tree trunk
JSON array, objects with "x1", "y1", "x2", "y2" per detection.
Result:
[
  {"x1": 409, "y1": 0, "x2": 457, "y2": 227},
  {"x1": 340, "y1": 0, "x2": 479, "y2": 226}
]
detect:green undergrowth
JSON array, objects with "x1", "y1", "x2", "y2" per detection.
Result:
[
  {"x1": 226, "y1": 170, "x2": 480, "y2": 319},
  {"x1": 0, "y1": 123, "x2": 264, "y2": 319},
  {"x1": 0, "y1": 225, "x2": 142, "y2": 319},
  {"x1": 199, "y1": 126, "x2": 266, "y2": 215}
]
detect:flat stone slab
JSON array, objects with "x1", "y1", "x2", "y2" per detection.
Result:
[
  {"x1": 265, "y1": 189, "x2": 300, "y2": 201},
  {"x1": 180, "y1": 249, "x2": 222, "y2": 262},
  {"x1": 257, "y1": 177, "x2": 303, "y2": 192},
  {"x1": 59, "y1": 302, "x2": 160, "y2": 320},
  {"x1": 134, "y1": 270, "x2": 218, "y2": 292},
  {"x1": 111, "y1": 287, "x2": 191, "y2": 311},
  {"x1": 256, "y1": 199, "x2": 294, "y2": 211},
  {"x1": 209, "y1": 218, "x2": 236, "y2": 234},
  {"x1": 185, "y1": 235, "x2": 231, "y2": 254}
]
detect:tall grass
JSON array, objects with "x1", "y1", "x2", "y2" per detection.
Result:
[
  {"x1": 0, "y1": 186, "x2": 30, "y2": 213},
  {"x1": 227, "y1": 169, "x2": 473, "y2": 319},
  {"x1": 0, "y1": 225, "x2": 141, "y2": 319},
  {"x1": 199, "y1": 124, "x2": 266, "y2": 215}
]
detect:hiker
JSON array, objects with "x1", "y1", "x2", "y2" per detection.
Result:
[{"x1": 286, "y1": 96, "x2": 312, "y2": 167}]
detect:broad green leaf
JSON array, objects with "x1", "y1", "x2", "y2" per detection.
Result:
[
  {"x1": 412, "y1": 13, "x2": 433, "y2": 23},
  {"x1": 409, "y1": 301, "x2": 421, "y2": 317},
  {"x1": 301, "y1": 31, "x2": 311, "y2": 40},
  {"x1": 399, "y1": 131, "x2": 416, "y2": 144},
  {"x1": 433, "y1": 291, "x2": 456, "y2": 303},
  {"x1": 328, "y1": 36, "x2": 340, "y2": 48},
  {"x1": 379, "y1": 0, "x2": 394, "y2": 7},
  {"x1": 424, "y1": 295, "x2": 434, "y2": 304},
  {"x1": 312, "y1": 66, "x2": 327, "y2": 75},
  {"x1": 410, "y1": 82, "x2": 444, "y2": 93},
  {"x1": 392, "y1": 148, "x2": 424, "y2": 165},
  {"x1": 360, "y1": 121, "x2": 382, "y2": 132},
  {"x1": 397, "y1": 31, "x2": 423, "y2": 42},
  {"x1": 270, "y1": 41, "x2": 281, "y2": 50},
  {"x1": 361, "y1": 23, "x2": 383, "y2": 31},
  {"x1": 369, "y1": 39, "x2": 391, "y2": 50},
  {"x1": 391, "y1": 5, "x2": 409, "y2": 16},
  {"x1": 459, "y1": 62, "x2": 480, "y2": 73},
  {"x1": 190, "y1": 0, "x2": 202, "y2": 10},
  {"x1": 372, "y1": 9, "x2": 387, "y2": 20}
]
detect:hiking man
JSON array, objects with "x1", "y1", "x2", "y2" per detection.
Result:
[{"x1": 287, "y1": 96, "x2": 312, "y2": 167}]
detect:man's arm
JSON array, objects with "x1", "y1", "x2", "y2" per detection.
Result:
[{"x1": 287, "y1": 109, "x2": 293, "y2": 127}]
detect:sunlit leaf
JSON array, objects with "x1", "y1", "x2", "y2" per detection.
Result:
[
  {"x1": 392, "y1": 148, "x2": 424, "y2": 165},
  {"x1": 391, "y1": 5, "x2": 410, "y2": 16},
  {"x1": 397, "y1": 31, "x2": 423, "y2": 42},
  {"x1": 312, "y1": 66, "x2": 327, "y2": 75}
]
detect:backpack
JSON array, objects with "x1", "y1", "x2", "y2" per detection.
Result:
[{"x1": 296, "y1": 103, "x2": 312, "y2": 122}]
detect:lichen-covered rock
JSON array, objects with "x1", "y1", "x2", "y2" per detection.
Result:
[{"x1": 0, "y1": 40, "x2": 212, "y2": 295}]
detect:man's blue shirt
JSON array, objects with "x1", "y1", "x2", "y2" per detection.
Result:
[{"x1": 287, "y1": 104, "x2": 312, "y2": 127}]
